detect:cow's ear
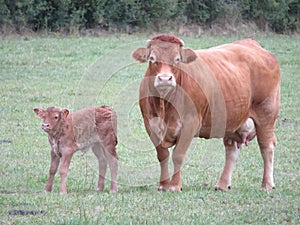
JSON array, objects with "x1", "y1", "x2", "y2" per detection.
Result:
[
  {"x1": 33, "y1": 108, "x2": 44, "y2": 119},
  {"x1": 181, "y1": 48, "x2": 197, "y2": 64},
  {"x1": 62, "y1": 109, "x2": 69, "y2": 118},
  {"x1": 132, "y1": 48, "x2": 149, "y2": 63}
]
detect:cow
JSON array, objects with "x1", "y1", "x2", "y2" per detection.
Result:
[
  {"x1": 33, "y1": 106, "x2": 118, "y2": 194},
  {"x1": 132, "y1": 34, "x2": 280, "y2": 192}
]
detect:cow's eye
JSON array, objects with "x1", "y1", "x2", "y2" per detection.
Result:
[
  {"x1": 54, "y1": 116, "x2": 58, "y2": 120},
  {"x1": 174, "y1": 56, "x2": 181, "y2": 64},
  {"x1": 149, "y1": 55, "x2": 156, "y2": 63}
]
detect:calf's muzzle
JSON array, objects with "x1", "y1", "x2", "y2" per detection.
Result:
[{"x1": 42, "y1": 123, "x2": 50, "y2": 132}]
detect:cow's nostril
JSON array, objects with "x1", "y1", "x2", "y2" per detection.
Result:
[{"x1": 158, "y1": 74, "x2": 173, "y2": 81}]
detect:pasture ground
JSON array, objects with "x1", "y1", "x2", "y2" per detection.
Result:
[{"x1": 0, "y1": 34, "x2": 299, "y2": 224}]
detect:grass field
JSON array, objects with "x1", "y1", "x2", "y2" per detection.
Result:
[{"x1": 0, "y1": 34, "x2": 299, "y2": 224}]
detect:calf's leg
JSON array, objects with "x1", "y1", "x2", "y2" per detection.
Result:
[
  {"x1": 45, "y1": 150, "x2": 60, "y2": 192},
  {"x1": 104, "y1": 144, "x2": 118, "y2": 193},
  {"x1": 92, "y1": 144, "x2": 107, "y2": 192},
  {"x1": 59, "y1": 150, "x2": 73, "y2": 194},
  {"x1": 215, "y1": 139, "x2": 240, "y2": 191}
]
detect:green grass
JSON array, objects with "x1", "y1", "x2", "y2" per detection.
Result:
[{"x1": 0, "y1": 34, "x2": 299, "y2": 224}]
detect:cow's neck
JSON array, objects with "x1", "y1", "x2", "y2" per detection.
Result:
[
  {"x1": 157, "y1": 87, "x2": 178, "y2": 119},
  {"x1": 159, "y1": 98, "x2": 165, "y2": 119}
]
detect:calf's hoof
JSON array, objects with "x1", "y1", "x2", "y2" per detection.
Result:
[
  {"x1": 96, "y1": 186, "x2": 105, "y2": 192},
  {"x1": 110, "y1": 183, "x2": 118, "y2": 194},
  {"x1": 45, "y1": 186, "x2": 52, "y2": 192},
  {"x1": 110, "y1": 189, "x2": 118, "y2": 194}
]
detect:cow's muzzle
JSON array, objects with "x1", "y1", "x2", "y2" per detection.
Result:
[{"x1": 154, "y1": 73, "x2": 176, "y2": 90}]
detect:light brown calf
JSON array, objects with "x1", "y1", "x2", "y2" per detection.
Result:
[{"x1": 34, "y1": 106, "x2": 118, "y2": 194}]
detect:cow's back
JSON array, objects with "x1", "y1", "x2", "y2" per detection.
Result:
[
  {"x1": 194, "y1": 39, "x2": 280, "y2": 132},
  {"x1": 197, "y1": 39, "x2": 280, "y2": 103}
]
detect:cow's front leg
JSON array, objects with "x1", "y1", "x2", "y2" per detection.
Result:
[
  {"x1": 45, "y1": 150, "x2": 60, "y2": 192},
  {"x1": 156, "y1": 146, "x2": 170, "y2": 191},
  {"x1": 170, "y1": 152, "x2": 183, "y2": 192},
  {"x1": 59, "y1": 150, "x2": 73, "y2": 194},
  {"x1": 170, "y1": 136, "x2": 194, "y2": 192},
  {"x1": 215, "y1": 139, "x2": 240, "y2": 191}
]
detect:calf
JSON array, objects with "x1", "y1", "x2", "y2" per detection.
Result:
[{"x1": 33, "y1": 106, "x2": 118, "y2": 194}]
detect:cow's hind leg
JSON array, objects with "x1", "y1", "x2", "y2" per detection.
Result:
[
  {"x1": 215, "y1": 139, "x2": 240, "y2": 191},
  {"x1": 92, "y1": 144, "x2": 107, "y2": 192},
  {"x1": 255, "y1": 125, "x2": 276, "y2": 190},
  {"x1": 252, "y1": 90, "x2": 279, "y2": 190}
]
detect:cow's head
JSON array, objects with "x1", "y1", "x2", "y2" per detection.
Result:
[
  {"x1": 33, "y1": 107, "x2": 69, "y2": 133},
  {"x1": 132, "y1": 34, "x2": 197, "y2": 93}
]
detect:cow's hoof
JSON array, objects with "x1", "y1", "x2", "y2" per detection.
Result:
[
  {"x1": 158, "y1": 182, "x2": 170, "y2": 191},
  {"x1": 261, "y1": 183, "x2": 275, "y2": 191},
  {"x1": 169, "y1": 185, "x2": 182, "y2": 192},
  {"x1": 214, "y1": 185, "x2": 230, "y2": 191},
  {"x1": 158, "y1": 186, "x2": 168, "y2": 192}
]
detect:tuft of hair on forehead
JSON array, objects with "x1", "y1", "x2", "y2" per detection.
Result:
[
  {"x1": 149, "y1": 34, "x2": 184, "y2": 47},
  {"x1": 46, "y1": 106, "x2": 60, "y2": 112}
]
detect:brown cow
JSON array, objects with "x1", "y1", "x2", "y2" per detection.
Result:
[
  {"x1": 132, "y1": 34, "x2": 280, "y2": 191},
  {"x1": 33, "y1": 106, "x2": 118, "y2": 194}
]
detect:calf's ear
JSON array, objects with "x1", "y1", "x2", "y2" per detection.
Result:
[
  {"x1": 132, "y1": 48, "x2": 149, "y2": 63},
  {"x1": 33, "y1": 108, "x2": 44, "y2": 118},
  {"x1": 61, "y1": 109, "x2": 69, "y2": 118},
  {"x1": 181, "y1": 48, "x2": 197, "y2": 64}
]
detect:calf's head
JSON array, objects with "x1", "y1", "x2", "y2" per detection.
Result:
[
  {"x1": 132, "y1": 34, "x2": 197, "y2": 93},
  {"x1": 33, "y1": 107, "x2": 69, "y2": 133}
]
